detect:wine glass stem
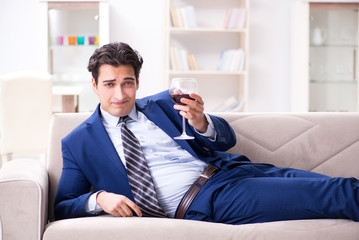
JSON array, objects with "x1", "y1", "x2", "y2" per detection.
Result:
[{"x1": 182, "y1": 116, "x2": 187, "y2": 135}]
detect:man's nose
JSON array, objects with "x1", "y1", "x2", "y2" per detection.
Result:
[{"x1": 114, "y1": 85, "x2": 125, "y2": 99}]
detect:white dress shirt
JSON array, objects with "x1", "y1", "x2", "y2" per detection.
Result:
[{"x1": 86, "y1": 106, "x2": 216, "y2": 217}]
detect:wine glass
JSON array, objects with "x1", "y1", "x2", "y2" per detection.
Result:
[{"x1": 169, "y1": 78, "x2": 198, "y2": 140}]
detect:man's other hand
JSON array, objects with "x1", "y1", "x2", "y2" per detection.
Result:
[{"x1": 97, "y1": 191, "x2": 142, "y2": 217}]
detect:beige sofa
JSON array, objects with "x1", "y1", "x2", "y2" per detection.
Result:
[{"x1": 1, "y1": 112, "x2": 359, "y2": 240}]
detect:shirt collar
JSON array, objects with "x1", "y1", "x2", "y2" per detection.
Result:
[{"x1": 100, "y1": 105, "x2": 138, "y2": 127}]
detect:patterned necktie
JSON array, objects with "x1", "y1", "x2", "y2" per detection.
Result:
[{"x1": 120, "y1": 116, "x2": 167, "y2": 217}]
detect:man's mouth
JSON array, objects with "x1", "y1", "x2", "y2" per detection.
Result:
[{"x1": 112, "y1": 100, "x2": 128, "y2": 106}]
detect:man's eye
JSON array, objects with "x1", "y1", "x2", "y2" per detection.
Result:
[
  {"x1": 124, "y1": 81, "x2": 134, "y2": 86},
  {"x1": 105, "y1": 83, "x2": 114, "y2": 87}
]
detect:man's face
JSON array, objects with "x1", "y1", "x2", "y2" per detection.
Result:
[{"x1": 92, "y1": 64, "x2": 139, "y2": 117}]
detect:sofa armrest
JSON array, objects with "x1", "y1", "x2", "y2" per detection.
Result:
[{"x1": 0, "y1": 159, "x2": 48, "y2": 240}]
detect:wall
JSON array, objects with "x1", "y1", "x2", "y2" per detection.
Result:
[
  {"x1": 0, "y1": 0, "x2": 44, "y2": 73},
  {"x1": 107, "y1": 0, "x2": 166, "y2": 99},
  {"x1": 248, "y1": 0, "x2": 292, "y2": 112},
  {"x1": 0, "y1": 0, "x2": 298, "y2": 112}
]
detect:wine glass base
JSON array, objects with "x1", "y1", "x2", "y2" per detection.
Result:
[{"x1": 174, "y1": 135, "x2": 195, "y2": 140}]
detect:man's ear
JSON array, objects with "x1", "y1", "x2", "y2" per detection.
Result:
[{"x1": 92, "y1": 78, "x2": 98, "y2": 94}]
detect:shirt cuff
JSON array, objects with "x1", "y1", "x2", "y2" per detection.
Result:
[
  {"x1": 85, "y1": 191, "x2": 104, "y2": 214},
  {"x1": 195, "y1": 113, "x2": 216, "y2": 141}
]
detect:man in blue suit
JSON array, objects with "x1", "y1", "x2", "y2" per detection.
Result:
[{"x1": 55, "y1": 42, "x2": 359, "y2": 224}]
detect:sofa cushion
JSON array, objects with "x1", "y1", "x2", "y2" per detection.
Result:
[
  {"x1": 215, "y1": 112, "x2": 359, "y2": 179},
  {"x1": 43, "y1": 216, "x2": 359, "y2": 240}
]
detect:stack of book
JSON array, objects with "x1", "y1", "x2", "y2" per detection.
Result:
[
  {"x1": 223, "y1": 8, "x2": 246, "y2": 29},
  {"x1": 170, "y1": 46, "x2": 199, "y2": 71},
  {"x1": 170, "y1": 5, "x2": 197, "y2": 28},
  {"x1": 217, "y1": 49, "x2": 245, "y2": 72},
  {"x1": 212, "y1": 96, "x2": 244, "y2": 112}
]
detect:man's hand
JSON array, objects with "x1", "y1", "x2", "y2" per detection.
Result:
[
  {"x1": 97, "y1": 191, "x2": 142, "y2": 217},
  {"x1": 174, "y1": 93, "x2": 208, "y2": 133}
]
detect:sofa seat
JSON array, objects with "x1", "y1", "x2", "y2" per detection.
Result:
[{"x1": 43, "y1": 216, "x2": 359, "y2": 240}]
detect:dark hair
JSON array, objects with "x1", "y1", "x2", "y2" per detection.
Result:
[{"x1": 87, "y1": 42, "x2": 144, "y2": 85}]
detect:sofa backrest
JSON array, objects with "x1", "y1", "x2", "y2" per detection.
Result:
[
  {"x1": 47, "y1": 113, "x2": 91, "y2": 221},
  {"x1": 215, "y1": 112, "x2": 359, "y2": 179},
  {"x1": 47, "y1": 112, "x2": 359, "y2": 221}
]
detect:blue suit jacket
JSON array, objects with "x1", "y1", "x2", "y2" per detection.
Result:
[{"x1": 54, "y1": 90, "x2": 250, "y2": 220}]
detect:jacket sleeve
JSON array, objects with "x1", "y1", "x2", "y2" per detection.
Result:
[
  {"x1": 194, "y1": 113, "x2": 237, "y2": 152},
  {"x1": 54, "y1": 140, "x2": 96, "y2": 220}
]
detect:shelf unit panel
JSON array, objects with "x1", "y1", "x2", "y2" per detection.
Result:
[
  {"x1": 310, "y1": 46, "x2": 356, "y2": 82},
  {"x1": 309, "y1": 81, "x2": 357, "y2": 112},
  {"x1": 165, "y1": 0, "x2": 249, "y2": 111},
  {"x1": 308, "y1": 2, "x2": 358, "y2": 112}
]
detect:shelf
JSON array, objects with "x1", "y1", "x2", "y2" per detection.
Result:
[
  {"x1": 50, "y1": 45, "x2": 99, "y2": 48},
  {"x1": 170, "y1": 27, "x2": 246, "y2": 33},
  {"x1": 310, "y1": 80, "x2": 357, "y2": 84},
  {"x1": 310, "y1": 44, "x2": 358, "y2": 48},
  {"x1": 47, "y1": 1, "x2": 99, "y2": 10},
  {"x1": 169, "y1": 70, "x2": 246, "y2": 76}
]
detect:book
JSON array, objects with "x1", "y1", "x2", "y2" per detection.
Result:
[
  {"x1": 192, "y1": 54, "x2": 199, "y2": 70},
  {"x1": 170, "y1": 7, "x2": 179, "y2": 27},
  {"x1": 187, "y1": 54, "x2": 195, "y2": 70},
  {"x1": 236, "y1": 8, "x2": 247, "y2": 29},
  {"x1": 237, "y1": 49, "x2": 245, "y2": 71},
  {"x1": 170, "y1": 5, "x2": 197, "y2": 28},
  {"x1": 223, "y1": 8, "x2": 231, "y2": 28},
  {"x1": 224, "y1": 8, "x2": 246, "y2": 29},
  {"x1": 227, "y1": 8, "x2": 239, "y2": 29},
  {"x1": 187, "y1": 53, "x2": 199, "y2": 71},
  {"x1": 170, "y1": 46, "x2": 199, "y2": 71},
  {"x1": 179, "y1": 48, "x2": 189, "y2": 71},
  {"x1": 185, "y1": 5, "x2": 197, "y2": 28},
  {"x1": 179, "y1": 7, "x2": 189, "y2": 28},
  {"x1": 169, "y1": 46, "x2": 178, "y2": 70},
  {"x1": 175, "y1": 7, "x2": 184, "y2": 27},
  {"x1": 217, "y1": 48, "x2": 245, "y2": 72},
  {"x1": 212, "y1": 96, "x2": 244, "y2": 112}
]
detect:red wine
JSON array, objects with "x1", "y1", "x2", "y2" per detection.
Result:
[{"x1": 170, "y1": 94, "x2": 194, "y2": 105}]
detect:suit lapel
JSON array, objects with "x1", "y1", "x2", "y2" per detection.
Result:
[
  {"x1": 87, "y1": 106, "x2": 128, "y2": 178},
  {"x1": 136, "y1": 99, "x2": 199, "y2": 158}
]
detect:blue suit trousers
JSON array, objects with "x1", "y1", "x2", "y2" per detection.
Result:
[{"x1": 184, "y1": 164, "x2": 359, "y2": 224}]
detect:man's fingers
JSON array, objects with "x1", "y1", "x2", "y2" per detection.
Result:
[
  {"x1": 189, "y1": 93, "x2": 204, "y2": 105},
  {"x1": 117, "y1": 206, "x2": 133, "y2": 217},
  {"x1": 97, "y1": 192, "x2": 142, "y2": 217},
  {"x1": 116, "y1": 199, "x2": 142, "y2": 217},
  {"x1": 126, "y1": 199, "x2": 142, "y2": 217}
]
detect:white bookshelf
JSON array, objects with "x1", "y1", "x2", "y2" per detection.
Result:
[
  {"x1": 39, "y1": 0, "x2": 109, "y2": 112},
  {"x1": 164, "y1": 0, "x2": 249, "y2": 112}
]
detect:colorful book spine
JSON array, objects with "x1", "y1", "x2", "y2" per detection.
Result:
[
  {"x1": 170, "y1": 5, "x2": 198, "y2": 28},
  {"x1": 169, "y1": 46, "x2": 199, "y2": 71}
]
